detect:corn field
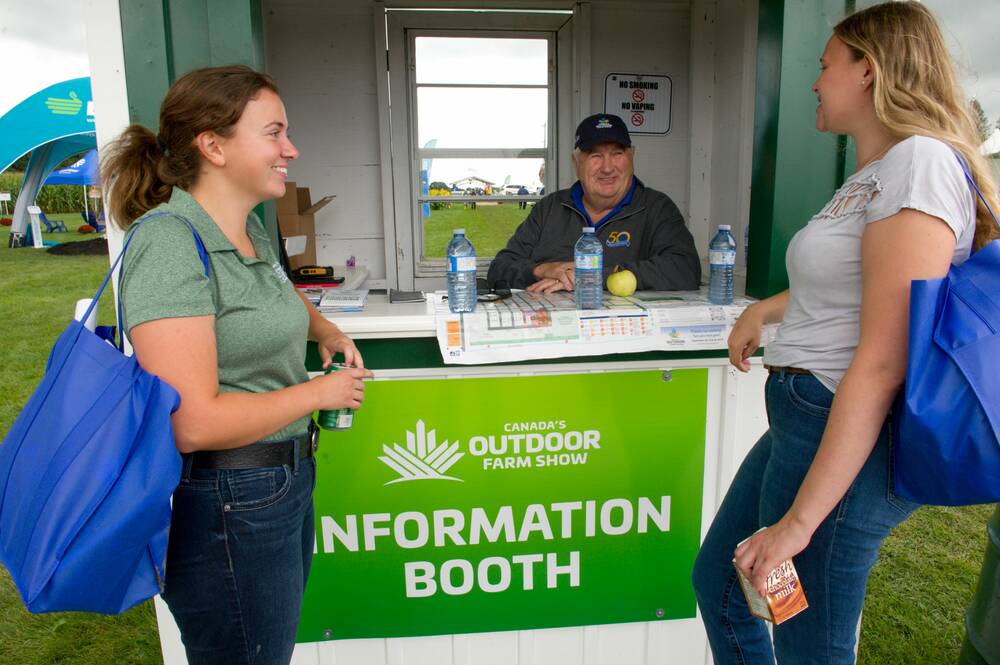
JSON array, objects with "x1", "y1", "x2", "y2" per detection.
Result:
[{"x1": 0, "y1": 172, "x2": 90, "y2": 214}]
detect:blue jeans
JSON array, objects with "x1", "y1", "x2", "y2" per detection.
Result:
[
  {"x1": 161, "y1": 454, "x2": 316, "y2": 665},
  {"x1": 692, "y1": 371, "x2": 919, "y2": 664}
]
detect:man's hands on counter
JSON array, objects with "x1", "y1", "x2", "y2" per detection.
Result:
[{"x1": 529, "y1": 261, "x2": 575, "y2": 293}]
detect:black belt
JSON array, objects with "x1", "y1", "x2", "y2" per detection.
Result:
[
  {"x1": 764, "y1": 364, "x2": 812, "y2": 376},
  {"x1": 188, "y1": 422, "x2": 319, "y2": 470}
]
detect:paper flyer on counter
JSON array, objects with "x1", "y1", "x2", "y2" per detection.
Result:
[{"x1": 435, "y1": 290, "x2": 772, "y2": 364}]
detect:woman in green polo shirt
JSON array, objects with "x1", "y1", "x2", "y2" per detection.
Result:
[{"x1": 101, "y1": 65, "x2": 371, "y2": 665}]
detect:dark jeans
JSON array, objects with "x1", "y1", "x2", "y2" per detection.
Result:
[
  {"x1": 692, "y1": 371, "x2": 919, "y2": 664},
  {"x1": 162, "y1": 454, "x2": 316, "y2": 665}
]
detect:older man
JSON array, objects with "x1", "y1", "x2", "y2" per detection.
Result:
[{"x1": 487, "y1": 114, "x2": 700, "y2": 293}]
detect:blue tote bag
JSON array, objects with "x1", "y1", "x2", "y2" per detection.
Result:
[
  {"x1": 892, "y1": 161, "x2": 1000, "y2": 506},
  {"x1": 0, "y1": 213, "x2": 208, "y2": 613}
]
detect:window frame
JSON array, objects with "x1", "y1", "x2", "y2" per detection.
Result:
[
  {"x1": 408, "y1": 28, "x2": 555, "y2": 278},
  {"x1": 383, "y1": 9, "x2": 578, "y2": 291}
]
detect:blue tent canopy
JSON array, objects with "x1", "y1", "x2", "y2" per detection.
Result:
[
  {"x1": 0, "y1": 78, "x2": 94, "y2": 174},
  {"x1": 1, "y1": 78, "x2": 97, "y2": 243},
  {"x1": 44, "y1": 149, "x2": 99, "y2": 186}
]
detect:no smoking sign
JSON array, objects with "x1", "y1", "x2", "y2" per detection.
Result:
[{"x1": 604, "y1": 73, "x2": 672, "y2": 135}]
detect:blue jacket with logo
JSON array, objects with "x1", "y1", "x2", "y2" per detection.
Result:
[{"x1": 486, "y1": 178, "x2": 700, "y2": 290}]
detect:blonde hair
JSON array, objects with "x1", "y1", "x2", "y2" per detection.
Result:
[
  {"x1": 835, "y1": 1, "x2": 1000, "y2": 250},
  {"x1": 101, "y1": 65, "x2": 279, "y2": 230}
]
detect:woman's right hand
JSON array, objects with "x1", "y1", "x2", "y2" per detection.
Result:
[
  {"x1": 728, "y1": 304, "x2": 764, "y2": 372},
  {"x1": 313, "y1": 367, "x2": 374, "y2": 411}
]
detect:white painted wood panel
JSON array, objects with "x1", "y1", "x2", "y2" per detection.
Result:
[
  {"x1": 519, "y1": 626, "x2": 586, "y2": 665},
  {"x1": 689, "y1": 0, "x2": 717, "y2": 256},
  {"x1": 152, "y1": 597, "x2": 188, "y2": 665},
  {"x1": 583, "y1": 623, "x2": 647, "y2": 665},
  {"x1": 290, "y1": 642, "x2": 320, "y2": 664},
  {"x1": 287, "y1": 92, "x2": 382, "y2": 167},
  {"x1": 710, "y1": 0, "x2": 758, "y2": 267},
  {"x1": 454, "y1": 631, "x2": 520, "y2": 665},
  {"x1": 82, "y1": 0, "x2": 129, "y2": 274},
  {"x1": 310, "y1": 164, "x2": 384, "y2": 235},
  {"x1": 647, "y1": 618, "x2": 708, "y2": 664},
  {"x1": 387, "y1": 635, "x2": 454, "y2": 664},
  {"x1": 319, "y1": 637, "x2": 388, "y2": 665},
  {"x1": 265, "y1": 0, "x2": 388, "y2": 280},
  {"x1": 589, "y1": 3, "x2": 691, "y2": 224}
]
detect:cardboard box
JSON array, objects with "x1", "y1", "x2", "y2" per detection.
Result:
[{"x1": 276, "y1": 182, "x2": 335, "y2": 269}]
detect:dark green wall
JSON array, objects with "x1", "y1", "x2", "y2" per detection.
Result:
[
  {"x1": 118, "y1": 0, "x2": 275, "y2": 246},
  {"x1": 746, "y1": 0, "x2": 854, "y2": 298},
  {"x1": 119, "y1": 0, "x2": 266, "y2": 129}
]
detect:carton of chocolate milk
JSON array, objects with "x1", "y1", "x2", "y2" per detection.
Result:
[{"x1": 733, "y1": 536, "x2": 809, "y2": 624}]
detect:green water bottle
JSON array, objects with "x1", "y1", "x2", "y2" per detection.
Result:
[{"x1": 317, "y1": 363, "x2": 355, "y2": 430}]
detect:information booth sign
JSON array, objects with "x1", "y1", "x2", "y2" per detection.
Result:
[{"x1": 299, "y1": 368, "x2": 707, "y2": 641}]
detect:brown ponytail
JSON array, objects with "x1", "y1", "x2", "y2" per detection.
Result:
[
  {"x1": 101, "y1": 125, "x2": 171, "y2": 229},
  {"x1": 101, "y1": 65, "x2": 279, "y2": 229}
]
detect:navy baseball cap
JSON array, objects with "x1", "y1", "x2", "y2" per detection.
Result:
[{"x1": 574, "y1": 114, "x2": 632, "y2": 151}]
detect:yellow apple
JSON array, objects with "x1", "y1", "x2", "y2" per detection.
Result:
[{"x1": 606, "y1": 266, "x2": 637, "y2": 297}]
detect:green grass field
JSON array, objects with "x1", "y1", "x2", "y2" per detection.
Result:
[
  {"x1": 0, "y1": 214, "x2": 995, "y2": 663},
  {"x1": 423, "y1": 201, "x2": 532, "y2": 257}
]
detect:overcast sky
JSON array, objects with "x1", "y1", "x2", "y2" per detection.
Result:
[
  {"x1": 1, "y1": 2, "x2": 997, "y2": 138},
  {"x1": 0, "y1": 2, "x2": 89, "y2": 115},
  {"x1": 924, "y1": 0, "x2": 1000, "y2": 128}
]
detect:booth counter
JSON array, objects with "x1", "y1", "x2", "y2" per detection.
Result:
[{"x1": 155, "y1": 294, "x2": 769, "y2": 665}]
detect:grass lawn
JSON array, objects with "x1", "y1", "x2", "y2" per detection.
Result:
[
  {"x1": 859, "y1": 503, "x2": 994, "y2": 663},
  {"x1": 423, "y1": 201, "x2": 532, "y2": 257},
  {"x1": 0, "y1": 214, "x2": 995, "y2": 663}
]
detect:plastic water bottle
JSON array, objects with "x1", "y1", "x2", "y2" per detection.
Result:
[
  {"x1": 574, "y1": 227, "x2": 603, "y2": 310},
  {"x1": 447, "y1": 229, "x2": 477, "y2": 313},
  {"x1": 708, "y1": 225, "x2": 737, "y2": 305}
]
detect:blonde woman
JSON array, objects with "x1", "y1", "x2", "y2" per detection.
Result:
[{"x1": 692, "y1": 3, "x2": 1000, "y2": 663}]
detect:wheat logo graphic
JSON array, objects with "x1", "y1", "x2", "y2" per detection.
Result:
[
  {"x1": 379, "y1": 420, "x2": 464, "y2": 484},
  {"x1": 45, "y1": 91, "x2": 83, "y2": 116}
]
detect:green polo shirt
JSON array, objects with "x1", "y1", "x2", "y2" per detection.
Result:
[{"x1": 120, "y1": 187, "x2": 311, "y2": 442}]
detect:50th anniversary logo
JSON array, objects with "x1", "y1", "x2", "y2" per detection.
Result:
[{"x1": 299, "y1": 370, "x2": 708, "y2": 641}]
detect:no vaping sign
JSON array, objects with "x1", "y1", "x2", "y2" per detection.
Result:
[{"x1": 604, "y1": 73, "x2": 672, "y2": 135}]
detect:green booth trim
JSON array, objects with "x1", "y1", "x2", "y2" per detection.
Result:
[{"x1": 306, "y1": 338, "x2": 734, "y2": 373}]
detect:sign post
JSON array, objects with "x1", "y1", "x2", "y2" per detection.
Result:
[{"x1": 27, "y1": 205, "x2": 44, "y2": 248}]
